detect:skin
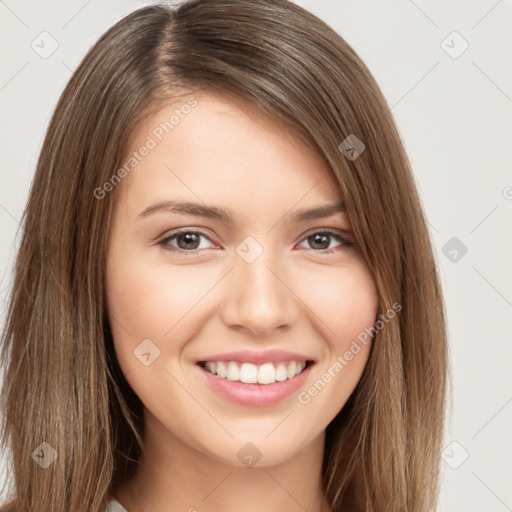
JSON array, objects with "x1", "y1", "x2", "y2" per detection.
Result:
[{"x1": 106, "y1": 91, "x2": 379, "y2": 512}]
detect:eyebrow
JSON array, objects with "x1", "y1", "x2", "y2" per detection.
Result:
[{"x1": 137, "y1": 199, "x2": 346, "y2": 223}]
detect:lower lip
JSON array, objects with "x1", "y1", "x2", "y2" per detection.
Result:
[{"x1": 196, "y1": 363, "x2": 314, "y2": 407}]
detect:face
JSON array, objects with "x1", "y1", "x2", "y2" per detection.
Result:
[{"x1": 105, "y1": 91, "x2": 379, "y2": 468}]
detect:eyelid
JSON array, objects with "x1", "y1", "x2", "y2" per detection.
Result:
[
  {"x1": 158, "y1": 226, "x2": 355, "y2": 253},
  {"x1": 159, "y1": 227, "x2": 218, "y2": 251},
  {"x1": 304, "y1": 227, "x2": 354, "y2": 243}
]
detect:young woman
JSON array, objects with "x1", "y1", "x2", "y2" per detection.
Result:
[{"x1": 0, "y1": 1, "x2": 448, "y2": 511}]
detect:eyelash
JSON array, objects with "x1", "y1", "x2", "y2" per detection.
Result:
[{"x1": 158, "y1": 228, "x2": 355, "y2": 255}]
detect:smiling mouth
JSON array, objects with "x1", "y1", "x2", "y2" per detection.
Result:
[{"x1": 197, "y1": 360, "x2": 314, "y2": 385}]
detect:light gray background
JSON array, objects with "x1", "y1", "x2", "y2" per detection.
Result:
[{"x1": 1, "y1": 1, "x2": 511, "y2": 510}]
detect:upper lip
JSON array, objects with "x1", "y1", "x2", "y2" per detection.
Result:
[{"x1": 197, "y1": 349, "x2": 315, "y2": 365}]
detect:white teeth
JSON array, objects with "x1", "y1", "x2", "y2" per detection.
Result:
[
  {"x1": 257, "y1": 363, "x2": 275, "y2": 384},
  {"x1": 226, "y1": 361, "x2": 240, "y2": 381},
  {"x1": 202, "y1": 360, "x2": 309, "y2": 384},
  {"x1": 216, "y1": 361, "x2": 227, "y2": 378},
  {"x1": 275, "y1": 363, "x2": 288, "y2": 381},
  {"x1": 240, "y1": 363, "x2": 258, "y2": 383}
]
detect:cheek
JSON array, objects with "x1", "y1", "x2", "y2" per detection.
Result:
[
  {"x1": 104, "y1": 246, "x2": 199, "y2": 408},
  {"x1": 296, "y1": 263, "x2": 377, "y2": 394},
  {"x1": 104, "y1": 242, "x2": 221, "y2": 390},
  {"x1": 296, "y1": 261, "x2": 379, "y2": 349},
  {"x1": 292, "y1": 267, "x2": 378, "y2": 427},
  {"x1": 105, "y1": 246, "x2": 206, "y2": 340},
  {"x1": 333, "y1": 270, "x2": 379, "y2": 351}
]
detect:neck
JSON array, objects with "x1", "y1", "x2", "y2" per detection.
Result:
[{"x1": 114, "y1": 408, "x2": 331, "y2": 512}]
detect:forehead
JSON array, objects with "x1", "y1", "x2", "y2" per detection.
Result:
[{"x1": 116, "y1": 92, "x2": 345, "y2": 219}]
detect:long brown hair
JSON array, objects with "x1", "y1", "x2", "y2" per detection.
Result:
[{"x1": 0, "y1": 1, "x2": 448, "y2": 511}]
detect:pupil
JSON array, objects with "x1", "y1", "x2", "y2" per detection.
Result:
[
  {"x1": 179, "y1": 233, "x2": 199, "y2": 249},
  {"x1": 311, "y1": 234, "x2": 329, "y2": 249}
]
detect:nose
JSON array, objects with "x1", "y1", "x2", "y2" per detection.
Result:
[{"x1": 219, "y1": 245, "x2": 298, "y2": 337}]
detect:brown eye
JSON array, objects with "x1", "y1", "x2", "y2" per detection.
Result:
[
  {"x1": 299, "y1": 229, "x2": 355, "y2": 253},
  {"x1": 159, "y1": 229, "x2": 215, "y2": 253},
  {"x1": 158, "y1": 228, "x2": 355, "y2": 256}
]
